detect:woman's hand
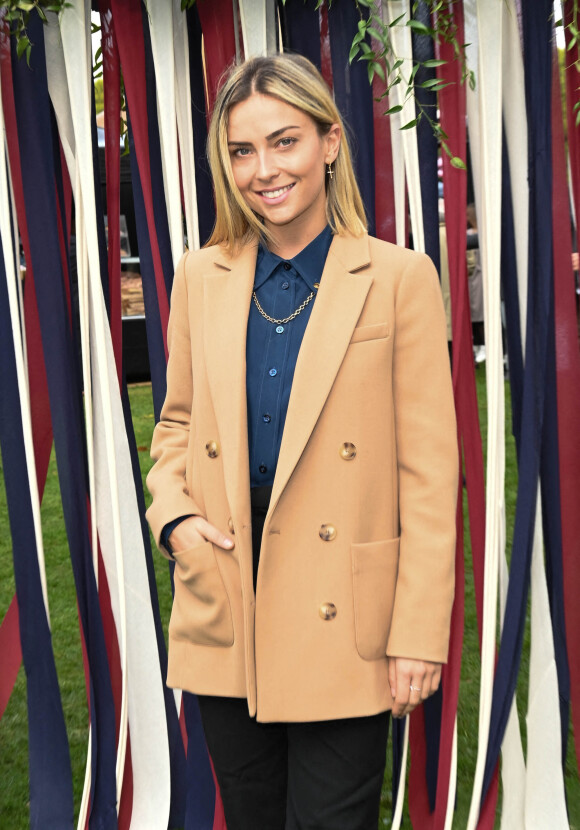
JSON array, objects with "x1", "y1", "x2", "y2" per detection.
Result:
[
  {"x1": 387, "y1": 657, "x2": 442, "y2": 719},
  {"x1": 169, "y1": 515, "x2": 234, "y2": 555}
]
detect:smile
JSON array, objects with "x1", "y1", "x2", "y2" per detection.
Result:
[{"x1": 258, "y1": 183, "x2": 295, "y2": 201}]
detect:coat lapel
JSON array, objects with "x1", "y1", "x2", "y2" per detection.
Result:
[
  {"x1": 268, "y1": 234, "x2": 373, "y2": 518},
  {"x1": 203, "y1": 242, "x2": 257, "y2": 525}
]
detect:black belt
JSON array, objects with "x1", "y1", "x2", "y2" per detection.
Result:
[{"x1": 250, "y1": 485, "x2": 272, "y2": 512}]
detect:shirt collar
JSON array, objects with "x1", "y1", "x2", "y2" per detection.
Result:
[{"x1": 254, "y1": 225, "x2": 333, "y2": 291}]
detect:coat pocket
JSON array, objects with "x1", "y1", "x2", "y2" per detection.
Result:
[
  {"x1": 349, "y1": 322, "x2": 390, "y2": 344},
  {"x1": 170, "y1": 541, "x2": 234, "y2": 647},
  {"x1": 351, "y1": 538, "x2": 400, "y2": 661}
]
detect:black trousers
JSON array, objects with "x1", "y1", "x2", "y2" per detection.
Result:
[{"x1": 197, "y1": 487, "x2": 390, "y2": 829}]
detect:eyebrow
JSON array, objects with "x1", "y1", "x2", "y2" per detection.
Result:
[{"x1": 227, "y1": 125, "x2": 301, "y2": 146}]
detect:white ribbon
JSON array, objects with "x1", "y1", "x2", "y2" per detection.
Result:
[
  {"x1": 172, "y1": 0, "x2": 200, "y2": 251},
  {"x1": 381, "y1": 0, "x2": 425, "y2": 253},
  {"x1": 0, "y1": 71, "x2": 49, "y2": 622},
  {"x1": 464, "y1": 2, "x2": 510, "y2": 827},
  {"x1": 46, "y1": 4, "x2": 171, "y2": 827},
  {"x1": 238, "y1": 0, "x2": 277, "y2": 58},
  {"x1": 146, "y1": 0, "x2": 184, "y2": 267}
]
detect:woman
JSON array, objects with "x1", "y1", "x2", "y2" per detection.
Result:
[{"x1": 147, "y1": 53, "x2": 457, "y2": 829}]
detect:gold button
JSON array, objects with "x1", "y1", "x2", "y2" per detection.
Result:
[
  {"x1": 313, "y1": 282, "x2": 320, "y2": 289},
  {"x1": 319, "y1": 602, "x2": 337, "y2": 621},
  {"x1": 205, "y1": 440, "x2": 219, "y2": 458},
  {"x1": 339, "y1": 442, "x2": 356, "y2": 460},
  {"x1": 319, "y1": 524, "x2": 337, "y2": 541},
  {"x1": 227, "y1": 517, "x2": 235, "y2": 534}
]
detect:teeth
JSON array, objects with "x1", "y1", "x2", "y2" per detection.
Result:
[{"x1": 262, "y1": 184, "x2": 293, "y2": 198}]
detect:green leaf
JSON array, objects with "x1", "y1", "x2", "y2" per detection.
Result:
[
  {"x1": 26, "y1": 43, "x2": 32, "y2": 66},
  {"x1": 388, "y1": 13, "x2": 406, "y2": 28},
  {"x1": 367, "y1": 26, "x2": 384, "y2": 42},
  {"x1": 406, "y1": 19, "x2": 434, "y2": 37},
  {"x1": 400, "y1": 118, "x2": 418, "y2": 130},
  {"x1": 18, "y1": 2, "x2": 36, "y2": 11},
  {"x1": 373, "y1": 61, "x2": 385, "y2": 81},
  {"x1": 16, "y1": 35, "x2": 30, "y2": 60},
  {"x1": 349, "y1": 42, "x2": 360, "y2": 63},
  {"x1": 450, "y1": 156, "x2": 467, "y2": 170},
  {"x1": 420, "y1": 77, "x2": 447, "y2": 88},
  {"x1": 422, "y1": 58, "x2": 447, "y2": 68},
  {"x1": 384, "y1": 104, "x2": 403, "y2": 115}
]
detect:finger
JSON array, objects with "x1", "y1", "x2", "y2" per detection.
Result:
[
  {"x1": 387, "y1": 657, "x2": 397, "y2": 700},
  {"x1": 193, "y1": 517, "x2": 235, "y2": 550},
  {"x1": 403, "y1": 683, "x2": 423, "y2": 716},
  {"x1": 391, "y1": 662, "x2": 411, "y2": 719}
]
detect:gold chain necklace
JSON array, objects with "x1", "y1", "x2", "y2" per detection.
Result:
[{"x1": 252, "y1": 290, "x2": 315, "y2": 325}]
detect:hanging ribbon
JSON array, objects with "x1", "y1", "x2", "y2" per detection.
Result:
[
  {"x1": 100, "y1": 2, "x2": 123, "y2": 379},
  {"x1": 549, "y1": 32, "x2": 580, "y2": 796},
  {"x1": 8, "y1": 13, "x2": 118, "y2": 827},
  {"x1": 173, "y1": 0, "x2": 200, "y2": 253},
  {"x1": 196, "y1": 0, "x2": 238, "y2": 115},
  {"x1": 556, "y1": 0, "x2": 580, "y2": 781},
  {"x1": 185, "y1": 4, "x2": 214, "y2": 247},
  {"x1": 280, "y1": 0, "x2": 322, "y2": 71},
  {"x1": 480, "y1": 0, "x2": 557, "y2": 810},
  {"x1": 327, "y1": 0, "x2": 376, "y2": 236},
  {"x1": 0, "y1": 52, "x2": 74, "y2": 828},
  {"x1": 239, "y1": 0, "x2": 277, "y2": 57}
]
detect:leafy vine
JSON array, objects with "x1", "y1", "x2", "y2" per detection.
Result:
[
  {"x1": 0, "y1": 1, "x2": 70, "y2": 65},
  {"x1": 349, "y1": 0, "x2": 474, "y2": 169}
]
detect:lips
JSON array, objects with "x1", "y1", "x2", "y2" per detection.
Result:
[{"x1": 257, "y1": 183, "x2": 295, "y2": 203}]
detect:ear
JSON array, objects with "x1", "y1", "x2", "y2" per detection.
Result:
[{"x1": 324, "y1": 123, "x2": 341, "y2": 165}]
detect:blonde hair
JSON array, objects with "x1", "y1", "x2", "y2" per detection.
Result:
[{"x1": 205, "y1": 53, "x2": 367, "y2": 251}]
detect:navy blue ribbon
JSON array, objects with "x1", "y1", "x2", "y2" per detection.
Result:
[
  {"x1": 482, "y1": 0, "x2": 559, "y2": 800},
  {"x1": 412, "y1": 1, "x2": 440, "y2": 273},
  {"x1": 186, "y1": 5, "x2": 215, "y2": 247},
  {"x1": 0, "y1": 231, "x2": 75, "y2": 829},
  {"x1": 10, "y1": 17, "x2": 117, "y2": 827},
  {"x1": 327, "y1": 0, "x2": 376, "y2": 236},
  {"x1": 279, "y1": 0, "x2": 322, "y2": 72}
]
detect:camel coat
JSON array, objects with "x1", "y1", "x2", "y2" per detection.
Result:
[{"x1": 146, "y1": 232, "x2": 458, "y2": 723}]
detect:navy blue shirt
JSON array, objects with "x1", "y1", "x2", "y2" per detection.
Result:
[
  {"x1": 161, "y1": 225, "x2": 333, "y2": 549},
  {"x1": 246, "y1": 225, "x2": 333, "y2": 486}
]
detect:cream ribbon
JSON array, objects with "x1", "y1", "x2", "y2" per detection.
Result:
[{"x1": 46, "y1": 4, "x2": 171, "y2": 828}]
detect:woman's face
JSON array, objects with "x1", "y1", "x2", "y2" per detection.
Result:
[{"x1": 227, "y1": 93, "x2": 340, "y2": 246}]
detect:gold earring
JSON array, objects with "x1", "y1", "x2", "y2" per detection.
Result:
[{"x1": 326, "y1": 162, "x2": 334, "y2": 180}]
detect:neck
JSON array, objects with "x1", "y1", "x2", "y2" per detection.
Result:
[{"x1": 266, "y1": 216, "x2": 327, "y2": 259}]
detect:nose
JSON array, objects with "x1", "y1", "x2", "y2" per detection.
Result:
[{"x1": 255, "y1": 149, "x2": 279, "y2": 182}]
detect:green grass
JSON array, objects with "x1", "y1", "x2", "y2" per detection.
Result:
[{"x1": 1, "y1": 377, "x2": 579, "y2": 828}]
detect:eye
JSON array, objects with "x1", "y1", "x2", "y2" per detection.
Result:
[
  {"x1": 232, "y1": 146, "x2": 252, "y2": 158},
  {"x1": 277, "y1": 137, "x2": 296, "y2": 148}
]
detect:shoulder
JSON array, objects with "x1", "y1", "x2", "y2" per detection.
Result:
[
  {"x1": 366, "y1": 235, "x2": 436, "y2": 277},
  {"x1": 179, "y1": 244, "x2": 224, "y2": 272}
]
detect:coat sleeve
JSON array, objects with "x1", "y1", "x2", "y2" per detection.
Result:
[
  {"x1": 146, "y1": 251, "x2": 204, "y2": 557},
  {"x1": 386, "y1": 252, "x2": 458, "y2": 664}
]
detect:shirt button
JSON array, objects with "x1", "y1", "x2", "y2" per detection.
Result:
[
  {"x1": 259, "y1": 464, "x2": 268, "y2": 474},
  {"x1": 276, "y1": 325, "x2": 284, "y2": 334},
  {"x1": 283, "y1": 262, "x2": 291, "y2": 271},
  {"x1": 262, "y1": 413, "x2": 272, "y2": 423},
  {"x1": 281, "y1": 281, "x2": 289, "y2": 290},
  {"x1": 269, "y1": 367, "x2": 278, "y2": 377}
]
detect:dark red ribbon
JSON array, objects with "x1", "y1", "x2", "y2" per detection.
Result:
[{"x1": 551, "y1": 37, "x2": 580, "y2": 776}]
